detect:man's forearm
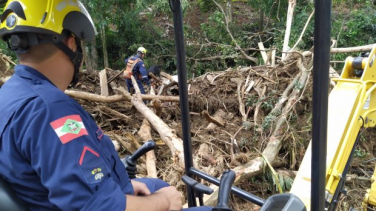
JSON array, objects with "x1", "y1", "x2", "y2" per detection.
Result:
[{"x1": 124, "y1": 193, "x2": 169, "y2": 211}]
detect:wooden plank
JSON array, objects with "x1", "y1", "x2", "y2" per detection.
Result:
[
  {"x1": 99, "y1": 69, "x2": 109, "y2": 96},
  {"x1": 258, "y1": 42, "x2": 269, "y2": 65},
  {"x1": 271, "y1": 49, "x2": 276, "y2": 67}
]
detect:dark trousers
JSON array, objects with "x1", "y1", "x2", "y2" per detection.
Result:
[
  {"x1": 126, "y1": 78, "x2": 146, "y2": 94},
  {"x1": 133, "y1": 178, "x2": 213, "y2": 211}
]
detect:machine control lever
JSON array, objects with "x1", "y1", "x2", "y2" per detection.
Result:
[
  {"x1": 182, "y1": 175, "x2": 213, "y2": 195},
  {"x1": 182, "y1": 175, "x2": 214, "y2": 206},
  {"x1": 121, "y1": 140, "x2": 156, "y2": 178},
  {"x1": 213, "y1": 170, "x2": 236, "y2": 211}
]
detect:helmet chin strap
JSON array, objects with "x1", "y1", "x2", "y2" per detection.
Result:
[{"x1": 54, "y1": 37, "x2": 83, "y2": 87}]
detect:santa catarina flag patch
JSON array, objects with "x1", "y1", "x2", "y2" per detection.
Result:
[{"x1": 50, "y1": 115, "x2": 88, "y2": 144}]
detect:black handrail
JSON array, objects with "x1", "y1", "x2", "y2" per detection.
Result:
[
  {"x1": 168, "y1": 0, "x2": 267, "y2": 207},
  {"x1": 190, "y1": 168, "x2": 265, "y2": 206},
  {"x1": 169, "y1": 0, "x2": 196, "y2": 207},
  {"x1": 311, "y1": 0, "x2": 332, "y2": 211},
  {"x1": 169, "y1": 0, "x2": 332, "y2": 210}
]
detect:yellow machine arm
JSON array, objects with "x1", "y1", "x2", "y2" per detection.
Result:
[
  {"x1": 364, "y1": 167, "x2": 376, "y2": 210},
  {"x1": 290, "y1": 46, "x2": 376, "y2": 211}
]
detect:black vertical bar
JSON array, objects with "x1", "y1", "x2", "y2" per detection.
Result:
[
  {"x1": 311, "y1": 0, "x2": 332, "y2": 211},
  {"x1": 169, "y1": 0, "x2": 196, "y2": 207}
]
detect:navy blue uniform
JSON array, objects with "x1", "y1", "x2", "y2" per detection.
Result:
[
  {"x1": 0, "y1": 65, "x2": 131, "y2": 210},
  {"x1": 124, "y1": 55, "x2": 149, "y2": 94},
  {"x1": 0, "y1": 65, "x2": 212, "y2": 211}
]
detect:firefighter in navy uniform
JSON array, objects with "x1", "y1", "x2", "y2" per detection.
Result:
[
  {"x1": 0, "y1": 0, "x2": 212, "y2": 210},
  {"x1": 123, "y1": 47, "x2": 150, "y2": 94}
]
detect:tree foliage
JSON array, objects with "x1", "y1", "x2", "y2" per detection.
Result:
[{"x1": 0, "y1": 0, "x2": 375, "y2": 74}]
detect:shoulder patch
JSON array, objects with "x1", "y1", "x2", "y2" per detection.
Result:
[
  {"x1": 78, "y1": 145, "x2": 108, "y2": 184},
  {"x1": 50, "y1": 115, "x2": 88, "y2": 144}
]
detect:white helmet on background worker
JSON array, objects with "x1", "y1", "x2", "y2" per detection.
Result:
[{"x1": 137, "y1": 47, "x2": 147, "y2": 55}]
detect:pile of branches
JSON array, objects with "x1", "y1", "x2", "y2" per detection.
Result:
[
  {"x1": 0, "y1": 48, "x2": 372, "y2": 210},
  {"x1": 66, "y1": 51, "x2": 317, "y2": 210}
]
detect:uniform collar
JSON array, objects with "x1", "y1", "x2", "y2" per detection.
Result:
[{"x1": 14, "y1": 65, "x2": 55, "y2": 87}]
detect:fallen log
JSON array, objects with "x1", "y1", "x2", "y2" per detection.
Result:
[
  {"x1": 331, "y1": 44, "x2": 375, "y2": 53},
  {"x1": 149, "y1": 72, "x2": 161, "y2": 84},
  {"x1": 138, "y1": 119, "x2": 158, "y2": 178},
  {"x1": 137, "y1": 86, "x2": 158, "y2": 178},
  {"x1": 114, "y1": 86, "x2": 185, "y2": 168},
  {"x1": 64, "y1": 90, "x2": 180, "y2": 102},
  {"x1": 160, "y1": 71, "x2": 176, "y2": 82}
]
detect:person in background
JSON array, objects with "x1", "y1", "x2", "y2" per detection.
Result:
[
  {"x1": 123, "y1": 47, "x2": 150, "y2": 94},
  {"x1": 0, "y1": 0, "x2": 212, "y2": 210}
]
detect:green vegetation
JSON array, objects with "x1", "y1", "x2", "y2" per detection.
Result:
[{"x1": 0, "y1": 0, "x2": 375, "y2": 74}]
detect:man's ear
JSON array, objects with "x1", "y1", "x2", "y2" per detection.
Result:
[{"x1": 66, "y1": 36, "x2": 77, "y2": 52}]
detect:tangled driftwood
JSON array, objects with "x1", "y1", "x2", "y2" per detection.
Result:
[{"x1": 1, "y1": 46, "x2": 369, "y2": 210}]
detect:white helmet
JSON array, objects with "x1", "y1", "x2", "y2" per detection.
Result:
[{"x1": 137, "y1": 46, "x2": 147, "y2": 54}]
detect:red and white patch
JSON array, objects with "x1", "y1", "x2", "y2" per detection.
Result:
[{"x1": 50, "y1": 115, "x2": 88, "y2": 144}]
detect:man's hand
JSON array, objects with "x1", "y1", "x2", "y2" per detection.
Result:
[
  {"x1": 131, "y1": 180, "x2": 151, "y2": 196},
  {"x1": 155, "y1": 186, "x2": 183, "y2": 211},
  {"x1": 125, "y1": 185, "x2": 182, "y2": 211}
]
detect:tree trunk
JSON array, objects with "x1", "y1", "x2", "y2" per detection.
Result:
[
  {"x1": 138, "y1": 119, "x2": 158, "y2": 178},
  {"x1": 82, "y1": 41, "x2": 92, "y2": 71},
  {"x1": 65, "y1": 90, "x2": 180, "y2": 103},
  {"x1": 331, "y1": 44, "x2": 375, "y2": 53},
  {"x1": 100, "y1": 25, "x2": 109, "y2": 68},
  {"x1": 282, "y1": 0, "x2": 296, "y2": 60},
  {"x1": 114, "y1": 87, "x2": 185, "y2": 168},
  {"x1": 259, "y1": 8, "x2": 264, "y2": 32},
  {"x1": 138, "y1": 87, "x2": 159, "y2": 178},
  {"x1": 90, "y1": 38, "x2": 98, "y2": 70}
]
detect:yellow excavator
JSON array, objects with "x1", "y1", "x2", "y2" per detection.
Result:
[{"x1": 290, "y1": 46, "x2": 376, "y2": 211}]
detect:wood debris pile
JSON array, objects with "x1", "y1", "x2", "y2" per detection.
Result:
[
  {"x1": 68, "y1": 52, "x2": 315, "y2": 210},
  {"x1": 1, "y1": 51, "x2": 374, "y2": 210}
]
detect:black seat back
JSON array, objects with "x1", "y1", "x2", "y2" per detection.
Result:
[
  {"x1": 260, "y1": 193, "x2": 306, "y2": 211},
  {"x1": 0, "y1": 177, "x2": 29, "y2": 211}
]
